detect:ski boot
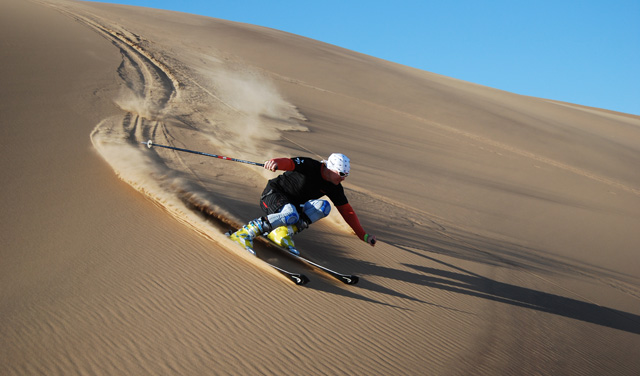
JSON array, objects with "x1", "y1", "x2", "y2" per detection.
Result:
[
  {"x1": 229, "y1": 217, "x2": 271, "y2": 255},
  {"x1": 267, "y1": 225, "x2": 299, "y2": 255},
  {"x1": 267, "y1": 220, "x2": 308, "y2": 256}
]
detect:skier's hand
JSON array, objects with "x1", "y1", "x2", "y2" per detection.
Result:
[
  {"x1": 264, "y1": 159, "x2": 278, "y2": 172},
  {"x1": 364, "y1": 234, "x2": 377, "y2": 247}
]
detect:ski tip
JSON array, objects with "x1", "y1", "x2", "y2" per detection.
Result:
[
  {"x1": 341, "y1": 275, "x2": 359, "y2": 285},
  {"x1": 292, "y1": 274, "x2": 310, "y2": 286}
]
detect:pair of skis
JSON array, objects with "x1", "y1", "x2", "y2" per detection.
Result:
[
  {"x1": 266, "y1": 244, "x2": 359, "y2": 286},
  {"x1": 226, "y1": 231, "x2": 358, "y2": 286}
]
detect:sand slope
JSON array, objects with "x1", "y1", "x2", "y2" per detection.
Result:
[{"x1": 2, "y1": 0, "x2": 639, "y2": 374}]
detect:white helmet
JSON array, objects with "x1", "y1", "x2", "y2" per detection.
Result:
[{"x1": 325, "y1": 153, "x2": 350, "y2": 176}]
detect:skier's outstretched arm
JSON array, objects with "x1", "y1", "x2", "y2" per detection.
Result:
[{"x1": 336, "y1": 203, "x2": 376, "y2": 246}]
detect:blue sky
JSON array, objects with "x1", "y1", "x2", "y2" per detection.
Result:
[{"x1": 84, "y1": 0, "x2": 639, "y2": 115}]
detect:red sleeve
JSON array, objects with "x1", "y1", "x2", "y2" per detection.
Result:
[
  {"x1": 336, "y1": 203, "x2": 366, "y2": 240},
  {"x1": 272, "y1": 158, "x2": 295, "y2": 171}
]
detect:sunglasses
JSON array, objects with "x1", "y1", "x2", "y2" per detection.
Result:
[{"x1": 332, "y1": 169, "x2": 349, "y2": 177}]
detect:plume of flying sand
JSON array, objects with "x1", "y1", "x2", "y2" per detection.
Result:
[
  {"x1": 90, "y1": 59, "x2": 315, "y2": 267},
  {"x1": 90, "y1": 118, "x2": 290, "y2": 280}
]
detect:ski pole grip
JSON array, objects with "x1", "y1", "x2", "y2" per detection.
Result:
[{"x1": 364, "y1": 234, "x2": 376, "y2": 245}]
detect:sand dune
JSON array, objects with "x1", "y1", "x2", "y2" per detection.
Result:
[{"x1": 2, "y1": 0, "x2": 639, "y2": 374}]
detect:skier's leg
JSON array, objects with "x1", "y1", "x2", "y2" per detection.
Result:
[
  {"x1": 266, "y1": 200, "x2": 331, "y2": 254},
  {"x1": 266, "y1": 203, "x2": 299, "y2": 228},
  {"x1": 301, "y1": 199, "x2": 331, "y2": 224},
  {"x1": 260, "y1": 188, "x2": 300, "y2": 227}
]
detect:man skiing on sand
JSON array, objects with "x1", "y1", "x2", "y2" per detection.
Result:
[{"x1": 229, "y1": 153, "x2": 377, "y2": 255}]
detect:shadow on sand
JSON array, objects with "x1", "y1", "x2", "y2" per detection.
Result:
[
  {"x1": 180, "y1": 179, "x2": 640, "y2": 335},
  {"x1": 397, "y1": 246, "x2": 640, "y2": 335}
]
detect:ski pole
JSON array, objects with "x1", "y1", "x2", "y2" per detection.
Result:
[{"x1": 140, "y1": 140, "x2": 264, "y2": 167}]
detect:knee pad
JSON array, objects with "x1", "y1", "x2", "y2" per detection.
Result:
[
  {"x1": 281, "y1": 203, "x2": 300, "y2": 225},
  {"x1": 303, "y1": 200, "x2": 331, "y2": 223},
  {"x1": 266, "y1": 203, "x2": 299, "y2": 227}
]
